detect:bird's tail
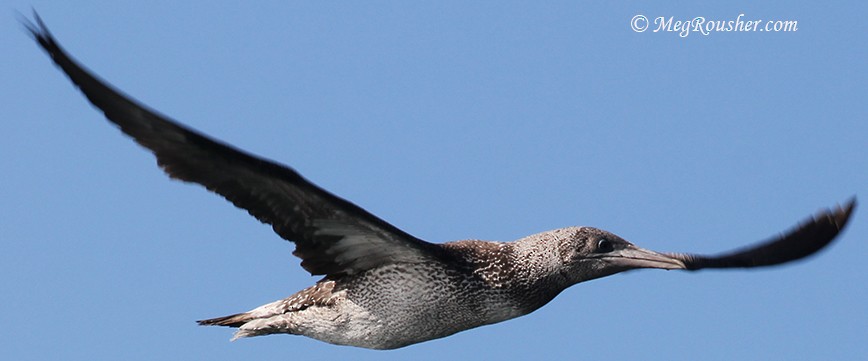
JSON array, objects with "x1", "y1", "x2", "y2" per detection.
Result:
[
  {"x1": 197, "y1": 312, "x2": 253, "y2": 328},
  {"x1": 197, "y1": 297, "x2": 287, "y2": 328},
  {"x1": 197, "y1": 298, "x2": 296, "y2": 340},
  {"x1": 199, "y1": 311, "x2": 296, "y2": 340},
  {"x1": 199, "y1": 312, "x2": 276, "y2": 340}
]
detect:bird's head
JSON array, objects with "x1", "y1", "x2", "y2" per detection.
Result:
[{"x1": 554, "y1": 227, "x2": 686, "y2": 284}]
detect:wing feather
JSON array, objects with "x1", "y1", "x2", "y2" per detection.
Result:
[
  {"x1": 669, "y1": 199, "x2": 855, "y2": 270},
  {"x1": 25, "y1": 14, "x2": 443, "y2": 276}
]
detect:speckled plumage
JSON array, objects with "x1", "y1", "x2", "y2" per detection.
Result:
[
  {"x1": 26, "y1": 13, "x2": 855, "y2": 350},
  {"x1": 207, "y1": 228, "x2": 594, "y2": 349}
]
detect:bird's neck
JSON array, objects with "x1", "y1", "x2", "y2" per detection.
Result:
[
  {"x1": 443, "y1": 234, "x2": 572, "y2": 313},
  {"x1": 504, "y1": 235, "x2": 574, "y2": 312}
]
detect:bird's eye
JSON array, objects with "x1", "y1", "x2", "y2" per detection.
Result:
[{"x1": 597, "y1": 238, "x2": 614, "y2": 253}]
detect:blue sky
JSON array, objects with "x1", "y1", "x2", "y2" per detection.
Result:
[{"x1": 3, "y1": 2, "x2": 866, "y2": 360}]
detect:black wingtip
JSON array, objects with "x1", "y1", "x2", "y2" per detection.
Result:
[
  {"x1": 19, "y1": 9, "x2": 57, "y2": 54},
  {"x1": 816, "y1": 196, "x2": 856, "y2": 245},
  {"x1": 18, "y1": 9, "x2": 44, "y2": 38},
  {"x1": 837, "y1": 196, "x2": 857, "y2": 228}
]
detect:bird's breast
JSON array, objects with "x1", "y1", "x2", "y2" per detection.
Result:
[{"x1": 332, "y1": 262, "x2": 529, "y2": 345}]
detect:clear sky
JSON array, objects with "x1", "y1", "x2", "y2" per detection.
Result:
[{"x1": 3, "y1": 2, "x2": 866, "y2": 360}]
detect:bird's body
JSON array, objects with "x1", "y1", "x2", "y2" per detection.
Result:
[
  {"x1": 25, "y1": 14, "x2": 855, "y2": 349},
  {"x1": 204, "y1": 229, "x2": 599, "y2": 349}
]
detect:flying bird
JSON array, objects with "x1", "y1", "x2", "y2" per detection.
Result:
[{"x1": 25, "y1": 14, "x2": 855, "y2": 350}]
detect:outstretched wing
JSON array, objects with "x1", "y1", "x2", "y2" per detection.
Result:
[
  {"x1": 669, "y1": 199, "x2": 856, "y2": 270},
  {"x1": 25, "y1": 14, "x2": 443, "y2": 276}
]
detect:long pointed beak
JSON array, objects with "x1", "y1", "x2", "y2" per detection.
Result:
[{"x1": 601, "y1": 246, "x2": 686, "y2": 270}]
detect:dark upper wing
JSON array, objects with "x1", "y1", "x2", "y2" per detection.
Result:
[
  {"x1": 25, "y1": 14, "x2": 444, "y2": 276},
  {"x1": 668, "y1": 199, "x2": 856, "y2": 271}
]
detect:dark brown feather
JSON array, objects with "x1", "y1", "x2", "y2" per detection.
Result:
[
  {"x1": 668, "y1": 199, "x2": 856, "y2": 270},
  {"x1": 24, "y1": 14, "x2": 443, "y2": 277}
]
